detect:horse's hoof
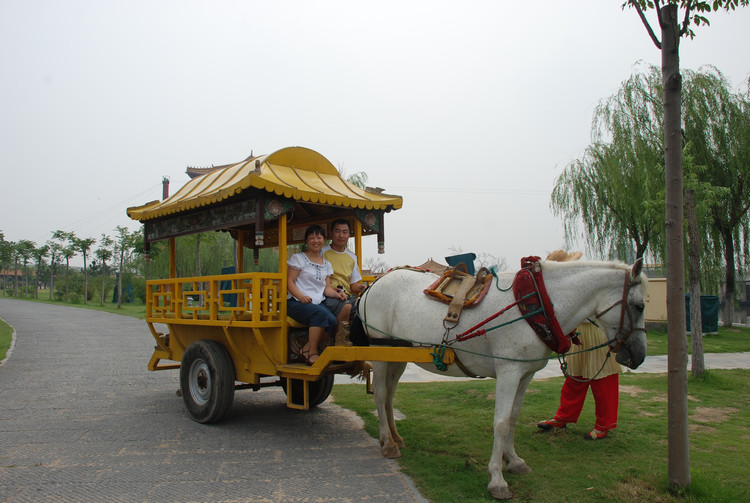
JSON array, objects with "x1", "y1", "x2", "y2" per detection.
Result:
[
  {"x1": 382, "y1": 444, "x2": 402, "y2": 459},
  {"x1": 488, "y1": 484, "x2": 513, "y2": 500},
  {"x1": 507, "y1": 462, "x2": 532, "y2": 475}
]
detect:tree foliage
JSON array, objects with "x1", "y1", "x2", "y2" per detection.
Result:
[
  {"x1": 552, "y1": 63, "x2": 749, "y2": 293},
  {"x1": 682, "y1": 66, "x2": 750, "y2": 306},
  {"x1": 551, "y1": 63, "x2": 665, "y2": 262}
]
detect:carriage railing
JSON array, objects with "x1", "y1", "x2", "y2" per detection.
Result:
[{"x1": 146, "y1": 272, "x2": 284, "y2": 327}]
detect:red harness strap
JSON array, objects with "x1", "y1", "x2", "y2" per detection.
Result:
[{"x1": 512, "y1": 256, "x2": 578, "y2": 354}]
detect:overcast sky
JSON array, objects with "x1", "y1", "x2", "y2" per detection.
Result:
[{"x1": 1, "y1": 1, "x2": 748, "y2": 271}]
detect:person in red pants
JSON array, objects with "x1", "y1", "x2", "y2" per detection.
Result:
[
  {"x1": 537, "y1": 320, "x2": 621, "y2": 439},
  {"x1": 536, "y1": 250, "x2": 621, "y2": 440}
]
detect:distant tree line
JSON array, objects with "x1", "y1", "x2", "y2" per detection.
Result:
[
  {"x1": 0, "y1": 227, "x2": 139, "y2": 308},
  {"x1": 0, "y1": 227, "x2": 284, "y2": 308}
]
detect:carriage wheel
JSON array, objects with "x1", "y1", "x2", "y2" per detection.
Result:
[
  {"x1": 284, "y1": 374, "x2": 335, "y2": 409},
  {"x1": 180, "y1": 340, "x2": 235, "y2": 423}
]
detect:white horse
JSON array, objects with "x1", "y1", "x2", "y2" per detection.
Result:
[{"x1": 356, "y1": 258, "x2": 647, "y2": 500}]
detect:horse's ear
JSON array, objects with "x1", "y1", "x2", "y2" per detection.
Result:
[{"x1": 631, "y1": 257, "x2": 644, "y2": 280}]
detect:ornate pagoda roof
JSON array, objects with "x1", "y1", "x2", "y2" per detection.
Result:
[{"x1": 127, "y1": 146, "x2": 403, "y2": 222}]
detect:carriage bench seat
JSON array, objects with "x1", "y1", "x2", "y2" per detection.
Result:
[{"x1": 287, "y1": 317, "x2": 307, "y2": 328}]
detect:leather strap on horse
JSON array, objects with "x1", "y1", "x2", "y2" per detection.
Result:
[
  {"x1": 445, "y1": 274, "x2": 478, "y2": 323},
  {"x1": 512, "y1": 256, "x2": 578, "y2": 354}
]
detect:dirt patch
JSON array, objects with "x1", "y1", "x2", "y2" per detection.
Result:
[
  {"x1": 619, "y1": 385, "x2": 647, "y2": 397},
  {"x1": 688, "y1": 406, "x2": 738, "y2": 433},
  {"x1": 691, "y1": 406, "x2": 738, "y2": 424},
  {"x1": 638, "y1": 411, "x2": 662, "y2": 417}
]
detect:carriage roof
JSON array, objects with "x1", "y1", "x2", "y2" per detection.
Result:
[{"x1": 127, "y1": 146, "x2": 403, "y2": 222}]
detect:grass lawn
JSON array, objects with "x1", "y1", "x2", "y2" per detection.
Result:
[
  {"x1": 332, "y1": 369, "x2": 750, "y2": 503},
  {"x1": 645, "y1": 325, "x2": 750, "y2": 355}
]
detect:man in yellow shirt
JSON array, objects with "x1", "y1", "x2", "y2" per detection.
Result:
[{"x1": 321, "y1": 219, "x2": 364, "y2": 327}]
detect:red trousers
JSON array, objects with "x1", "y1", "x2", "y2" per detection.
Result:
[{"x1": 553, "y1": 373, "x2": 619, "y2": 432}]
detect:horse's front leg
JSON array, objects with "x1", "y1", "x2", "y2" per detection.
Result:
[
  {"x1": 372, "y1": 361, "x2": 407, "y2": 458},
  {"x1": 501, "y1": 371, "x2": 534, "y2": 475},
  {"x1": 487, "y1": 373, "x2": 523, "y2": 500}
]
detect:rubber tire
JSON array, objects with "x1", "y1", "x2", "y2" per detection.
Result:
[
  {"x1": 285, "y1": 374, "x2": 335, "y2": 409},
  {"x1": 180, "y1": 339, "x2": 235, "y2": 423}
]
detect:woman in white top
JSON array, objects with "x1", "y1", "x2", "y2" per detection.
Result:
[{"x1": 287, "y1": 225, "x2": 347, "y2": 365}]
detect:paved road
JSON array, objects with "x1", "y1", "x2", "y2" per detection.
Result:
[{"x1": 0, "y1": 299, "x2": 425, "y2": 503}]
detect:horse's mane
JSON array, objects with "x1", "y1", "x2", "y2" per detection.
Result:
[
  {"x1": 541, "y1": 258, "x2": 649, "y2": 295},
  {"x1": 541, "y1": 258, "x2": 629, "y2": 270}
]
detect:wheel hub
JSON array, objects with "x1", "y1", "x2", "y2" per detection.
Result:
[{"x1": 189, "y1": 360, "x2": 211, "y2": 406}]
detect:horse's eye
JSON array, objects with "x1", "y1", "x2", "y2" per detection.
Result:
[{"x1": 634, "y1": 303, "x2": 645, "y2": 313}]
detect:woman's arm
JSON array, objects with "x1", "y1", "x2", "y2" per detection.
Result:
[{"x1": 287, "y1": 267, "x2": 312, "y2": 303}]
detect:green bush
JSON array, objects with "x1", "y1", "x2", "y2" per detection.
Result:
[{"x1": 130, "y1": 275, "x2": 147, "y2": 303}]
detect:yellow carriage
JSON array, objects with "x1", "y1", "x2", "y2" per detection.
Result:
[{"x1": 127, "y1": 146, "x2": 454, "y2": 422}]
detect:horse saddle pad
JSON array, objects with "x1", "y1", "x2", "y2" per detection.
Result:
[{"x1": 424, "y1": 265, "x2": 492, "y2": 308}]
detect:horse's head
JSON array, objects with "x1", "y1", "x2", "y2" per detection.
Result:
[{"x1": 594, "y1": 258, "x2": 648, "y2": 369}]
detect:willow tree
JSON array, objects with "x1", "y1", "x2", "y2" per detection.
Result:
[
  {"x1": 683, "y1": 67, "x2": 750, "y2": 327},
  {"x1": 624, "y1": 0, "x2": 749, "y2": 490},
  {"x1": 551, "y1": 64, "x2": 664, "y2": 262}
]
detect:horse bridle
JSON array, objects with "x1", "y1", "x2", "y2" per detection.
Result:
[{"x1": 593, "y1": 267, "x2": 647, "y2": 353}]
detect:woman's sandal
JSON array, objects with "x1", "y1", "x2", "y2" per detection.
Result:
[
  {"x1": 584, "y1": 429, "x2": 608, "y2": 440},
  {"x1": 297, "y1": 348, "x2": 319, "y2": 366}
]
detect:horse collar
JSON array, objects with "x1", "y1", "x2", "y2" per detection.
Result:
[{"x1": 512, "y1": 256, "x2": 578, "y2": 354}]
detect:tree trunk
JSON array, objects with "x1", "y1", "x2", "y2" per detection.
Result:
[
  {"x1": 100, "y1": 263, "x2": 106, "y2": 306},
  {"x1": 686, "y1": 190, "x2": 704, "y2": 376},
  {"x1": 14, "y1": 257, "x2": 19, "y2": 294},
  {"x1": 65, "y1": 260, "x2": 70, "y2": 303},
  {"x1": 661, "y1": 4, "x2": 691, "y2": 489},
  {"x1": 117, "y1": 252, "x2": 124, "y2": 309},
  {"x1": 83, "y1": 253, "x2": 88, "y2": 304},
  {"x1": 34, "y1": 261, "x2": 40, "y2": 299},
  {"x1": 721, "y1": 229, "x2": 735, "y2": 328},
  {"x1": 49, "y1": 260, "x2": 55, "y2": 301}
]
